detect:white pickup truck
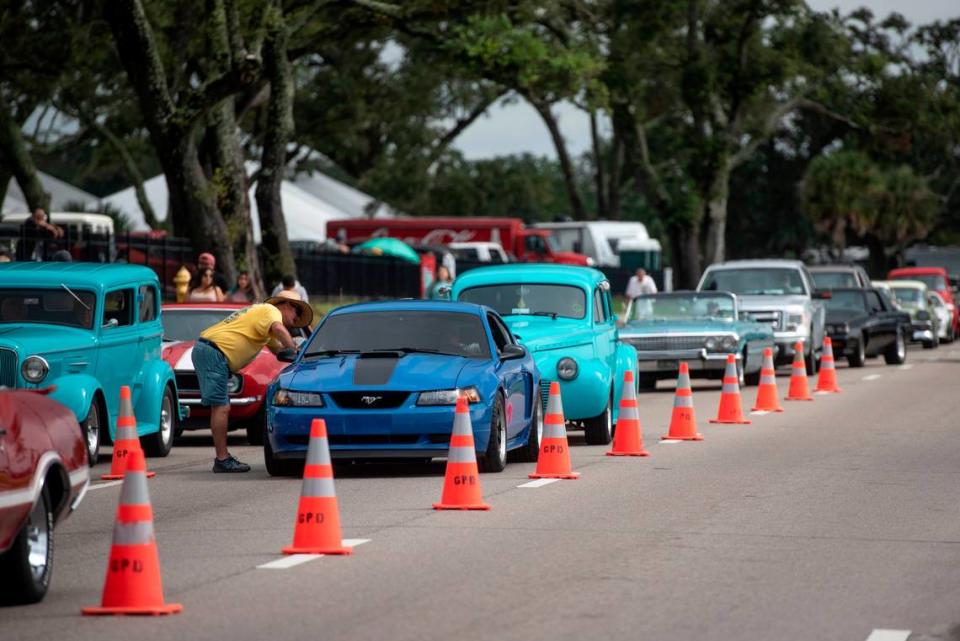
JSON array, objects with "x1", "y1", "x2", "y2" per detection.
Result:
[{"x1": 697, "y1": 259, "x2": 826, "y2": 372}]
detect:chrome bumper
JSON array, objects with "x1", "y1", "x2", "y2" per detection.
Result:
[
  {"x1": 180, "y1": 396, "x2": 260, "y2": 407},
  {"x1": 635, "y1": 349, "x2": 739, "y2": 373}
]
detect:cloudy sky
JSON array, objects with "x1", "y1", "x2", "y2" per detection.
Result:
[{"x1": 451, "y1": 0, "x2": 959, "y2": 161}]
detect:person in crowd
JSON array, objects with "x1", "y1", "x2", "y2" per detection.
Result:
[
  {"x1": 22, "y1": 208, "x2": 63, "y2": 261},
  {"x1": 188, "y1": 267, "x2": 226, "y2": 302},
  {"x1": 430, "y1": 265, "x2": 454, "y2": 300},
  {"x1": 271, "y1": 274, "x2": 309, "y2": 303},
  {"x1": 50, "y1": 249, "x2": 73, "y2": 262},
  {"x1": 0, "y1": 247, "x2": 12, "y2": 262},
  {"x1": 625, "y1": 268, "x2": 658, "y2": 301},
  {"x1": 197, "y1": 252, "x2": 229, "y2": 291},
  {"x1": 192, "y1": 292, "x2": 312, "y2": 472},
  {"x1": 227, "y1": 270, "x2": 255, "y2": 303}
]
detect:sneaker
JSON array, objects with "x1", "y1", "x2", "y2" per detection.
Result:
[{"x1": 213, "y1": 455, "x2": 251, "y2": 473}]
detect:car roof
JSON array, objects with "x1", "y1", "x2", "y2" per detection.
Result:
[
  {"x1": 0, "y1": 262, "x2": 159, "y2": 289},
  {"x1": 703, "y1": 259, "x2": 806, "y2": 270},
  {"x1": 453, "y1": 264, "x2": 607, "y2": 288},
  {"x1": 889, "y1": 267, "x2": 946, "y2": 276},
  {"x1": 886, "y1": 279, "x2": 927, "y2": 289},
  {"x1": 808, "y1": 264, "x2": 861, "y2": 273},
  {"x1": 327, "y1": 299, "x2": 490, "y2": 318}
]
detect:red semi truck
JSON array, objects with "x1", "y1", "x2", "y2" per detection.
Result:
[{"x1": 326, "y1": 217, "x2": 593, "y2": 265}]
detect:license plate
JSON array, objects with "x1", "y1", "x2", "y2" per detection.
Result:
[{"x1": 656, "y1": 359, "x2": 679, "y2": 369}]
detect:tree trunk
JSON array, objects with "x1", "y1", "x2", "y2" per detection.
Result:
[
  {"x1": 0, "y1": 94, "x2": 49, "y2": 212},
  {"x1": 0, "y1": 168, "x2": 11, "y2": 214},
  {"x1": 669, "y1": 220, "x2": 702, "y2": 290},
  {"x1": 606, "y1": 135, "x2": 623, "y2": 221},
  {"x1": 255, "y1": 9, "x2": 296, "y2": 290},
  {"x1": 530, "y1": 98, "x2": 586, "y2": 220},
  {"x1": 702, "y1": 163, "x2": 731, "y2": 265},
  {"x1": 590, "y1": 110, "x2": 607, "y2": 219}
]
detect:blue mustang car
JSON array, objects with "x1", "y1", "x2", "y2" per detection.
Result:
[{"x1": 264, "y1": 301, "x2": 542, "y2": 476}]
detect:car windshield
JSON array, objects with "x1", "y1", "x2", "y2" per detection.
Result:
[
  {"x1": 811, "y1": 271, "x2": 859, "y2": 289},
  {"x1": 161, "y1": 309, "x2": 233, "y2": 341},
  {"x1": 701, "y1": 268, "x2": 807, "y2": 296},
  {"x1": 894, "y1": 275, "x2": 945, "y2": 291},
  {"x1": 306, "y1": 310, "x2": 491, "y2": 359},
  {"x1": 890, "y1": 287, "x2": 923, "y2": 304},
  {"x1": 627, "y1": 293, "x2": 736, "y2": 322},
  {"x1": 0, "y1": 288, "x2": 96, "y2": 329},
  {"x1": 824, "y1": 291, "x2": 867, "y2": 313},
  {"x1": 458, "y1": 284, "x2": 587, "y2": 319}
]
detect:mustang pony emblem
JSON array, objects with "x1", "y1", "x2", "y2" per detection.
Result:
[{"x1": 361, "y1": 395, "x2": 382, "y2": 406}]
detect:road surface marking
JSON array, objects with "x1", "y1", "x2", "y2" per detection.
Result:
[
  {"x1": 257, "y1": 539, "x2": 369, "y2": 570},
  {"x1": 518, "y1": 478, "x2": 559, "y2": 488},
  {"x1": 660, "y1": 440, "x2": 683, "y2": 444},
  {"x1": 865, "y1": 630, "x2": 911, "y2": 641},
  {"x1": 750, "y1": 410, "x2": 770, "y2": 416},
  {"x1": 863, "y1": 374, "x2": 882, "y2": 381},
  {"x1": 88, "y1": 480, "x2": 124, "y2": 491},
  {"x1": 815, "y1": 390, "x2": 832, "y2": 395},
  {"x1": 899, "y1": 364, "x2": 914, "y2": 370}
]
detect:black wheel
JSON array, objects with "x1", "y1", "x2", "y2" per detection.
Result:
[
  {"x1": 0, "y1": 484, "x2": 53, "y2": 605},
  {"x1": 584, "y1": 389, "x2": 613, "y2": 445},
  {"x1": 246, "y1": 408, "x2": 265, "y2": 446},
  {"x1": 884, "y1": 329, "x2": 907, "y2": 365},
  {"x1": 744, "y1": 361, "x2": 761, "y2": 387},
  {"x1": 142, "y1": 386, "x2": 175, "y2": 457},
  {"x1": 805, "y1": 337, "x2": 819, "y2": 376},
  {"x1": 736, "y1": 353, "x2": 747, "y2": 387},
  {"x1": 264, "y1": 435, "x2": 304, "y2": 477},
  {"x1": 479, "y1": 394, "x2": 507, "y2": 473},
  {"x1": 848, "y1": 334, "x2": 866, "y2": 368},
  {"x1": 637, "y1": 374, "x2": 657, "y2": 391},
  {"x1": 922, "y1": 338, "x2": 936, "y2": 349},
  {"x1": 509, "y1": 396, "x2": 541, "y2": 463},
  {"x1": 80, "y1": 398, "x2": 102, "y2": 465}
]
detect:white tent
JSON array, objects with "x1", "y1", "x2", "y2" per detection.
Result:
[
  {"x1": 2, "y1": 172, "x2": 101, "y2": 215},
  {"x1": 102, "y1": 168, "x2": 394, "y2": 242}
]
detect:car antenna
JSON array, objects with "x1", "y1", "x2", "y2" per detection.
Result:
[{"x1": 61, "y1": 283, "x2": 90, "y2": 310}]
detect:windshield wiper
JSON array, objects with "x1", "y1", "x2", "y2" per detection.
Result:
[
  {"x1": 531, "y1": 311, "x2": 558, "y2": 319},
  {"x1": 303, "y1": 349, "x2": 361, "y2": 358},
  {"x1": 61, "y1": 283, "x2": 90, "y2": 310}
]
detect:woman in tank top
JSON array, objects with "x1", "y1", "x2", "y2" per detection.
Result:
[{"x1": 188, "y1": 267, "x2": 225, "y2": 302}]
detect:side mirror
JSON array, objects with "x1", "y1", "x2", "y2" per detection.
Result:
[
  {"x1": 812, "y1": 290, "x2": 832, "y2": 300},
  {"x1": 277, "y1": 348, "x2": 297, "y2": 363},
  {"x1": 500, "y1": 344, "x2": 526, "y2": 360},
  {"x1": 102, "y1": 318, "x2": 119, "y2": 328}
]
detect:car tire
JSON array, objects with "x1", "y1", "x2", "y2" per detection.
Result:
[
  {"x1": 246, "y1": 408, "x2": 265, "y2": 446},
  {"x1": 584, "y1": 389, "x2": 613, "y2": 446},
  {"x1": 264, "y1": 435, "x2": 304, "y2": 477},
  {"x1": 737, "y1": 353, "x2": 748, "y2": 387},
  {"x1": 509, "y1": 395, "x2": 541, "y2": 464},
  {"x1": 884, "y1": 329, "x2": 907, "y2": 365},
  {"x1": 848, "y1": 334, "x2": 866, "y2": 368},
  {"x1": 805, "y1": 336, "x2": 819, "y2": 376},
  {"x1": 80, "y1": 397, "x2": 103, "y2": 466},
  {"x1": 0, "y1": 484, "x2": 53, "y2": 605},
  {"x1": 479, "y1": 394, "x2": 507, "y2": 473},
  {"x1": 142, "y1": 385, "x2": 175, "y2": 457},
  {"x1": 744, "y1": 356, "x2": 761, "y2": 387}
]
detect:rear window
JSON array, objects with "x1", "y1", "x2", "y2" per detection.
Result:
[
  {"x1": 459, "y1": 284, "x2": 587, "y2": 319},
  {"x1": 824, "y1": 291, "x2": 867, "y2": 313},
  {"x1": 811, "y1": 272, "x2": 859, "y2": 289},
  {"x1": 892, "y1": 274, "x2": 945, "y2": 291}
]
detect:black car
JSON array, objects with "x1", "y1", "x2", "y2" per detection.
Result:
[{"x1": 823, "y1": 288, "x2": 911, "y2": 367}]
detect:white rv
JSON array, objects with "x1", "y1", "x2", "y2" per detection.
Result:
[{"x1": 532, "y1": 221, "x2": 661, "y2": 268}]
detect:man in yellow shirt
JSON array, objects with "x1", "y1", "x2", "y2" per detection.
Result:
[{"x1": 192, "y1": 291, "x2": 313, "y2": 472}]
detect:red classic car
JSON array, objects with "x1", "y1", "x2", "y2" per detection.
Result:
[
  {"x1": 160, "y1": 303, "x2": 310, "y2": 444},
  {"x1": 0, "y1": 388, "x2": 89, "y2": 604}
]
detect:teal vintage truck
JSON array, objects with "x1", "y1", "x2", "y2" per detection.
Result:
[
  {"x1": 0, "y1": 263, "x2": 182, "y2": 463},
  {"x1": 453, "y1": 265, "x2": 637, "y2": 445}
]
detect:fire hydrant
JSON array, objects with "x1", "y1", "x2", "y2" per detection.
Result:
[{"x1": 174, "y1": 265, "x2": 191, "y2": 302}]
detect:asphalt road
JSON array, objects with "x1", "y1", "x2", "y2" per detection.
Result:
[{"x1": 3, "y1": 347, "x2": 960, "y2": 641}]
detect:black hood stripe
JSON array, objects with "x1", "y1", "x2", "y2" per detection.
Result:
[{"x1": 353, "y1": 355, "x2": 400, "y2": 385}]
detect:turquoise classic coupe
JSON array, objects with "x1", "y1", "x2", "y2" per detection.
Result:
[
  {"x1": 619, "y1": 291, "x2": 775, "y2": 389},
  {"x1": 0, "y1": 263, "x2": 181, "y2": 463},
  {"x1": 453, "y1": 265, "x2": 637, "y2": 445}
]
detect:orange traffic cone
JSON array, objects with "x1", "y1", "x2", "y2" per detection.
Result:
[
  {"x1": 82, "y1": 449, "x2": 182, "y2": 616},
  {"x1": 606, "y1": 371, "x2": 649, "y2": 457},
  {"x1": 662, "y1": 363, "x2": 703, "y2": 441},
  {"x1": 434, "y1": 397, "x2": 492, "y2": 510},
  {"x1": 709, "y1": 354, "x2": 751, "y2": 424},
  {"x1": 529, "y1": 382, "x2": 580, "y2": 479},
  {"x1": 102, "y1": 386, "x2": 155, "y2": 480},
  {"x1": 815, "y1": 337, "x2": 842, "y2": 393},
  {"x1": 283, "y1": 419, "x2": 352, "y2": 554},
  {"x1": 751, "y1": 347, "x2": 784, "y2": 412},
  {"x1": 786, "y1": 341, "x2": 813, "y2": 401}
]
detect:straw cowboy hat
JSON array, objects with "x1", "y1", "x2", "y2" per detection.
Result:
[{"x1": 265, "y1": 290, "x2": 313, "y2": 328}]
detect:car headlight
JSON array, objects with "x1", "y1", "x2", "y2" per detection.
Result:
[
  {"x1": 272, "y1": 389, "x2": 324, "y2": 407},
  {"x1": 417, "y1": 386, "x2": 481, "y2": 406},
  {"x1": 720, "y1": 335, "x2": 737, "y2": 351},
  {"x1": 585, "y1": 257, "x2": 595, "y2": 266},
  {"x1": 21, "y1": 356, "x2": 49, "y2": 383},
  {"x1": 556, "y1": 357, "x2": 578, "y2": 380},
  {"x1": 227, "y1": 373, "x2": 243, "y2": 394},
  {"x1": 916, "y1": 310, "x2": 930, "y2": 321},
  {"x1": 786, "y1": 313, "x2": 804, "y2": 331},
  {"x1": 704, "y1": 336, "x2": 718, "y2": 350}
]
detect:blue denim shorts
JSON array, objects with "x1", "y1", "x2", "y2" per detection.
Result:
[{"x1": 191, "y1": 340, "x2": 229, "y2": 407}]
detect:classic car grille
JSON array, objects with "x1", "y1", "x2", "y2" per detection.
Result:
[
  {"x1": 744, "y1": 310, "x2": 782, "y2": 330},
  {"x1": 329, "y1": 391, "x2": 410, "y2": 409},
  {"x1": 175, "y1": 372, "x2": 200, "y2": 393},
  {"x1": 625, "y1": 336, "x2": 706, "y2": 351},
  {"x1": 0, "y1": 348, "x2": 17, "y2": 387}
]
